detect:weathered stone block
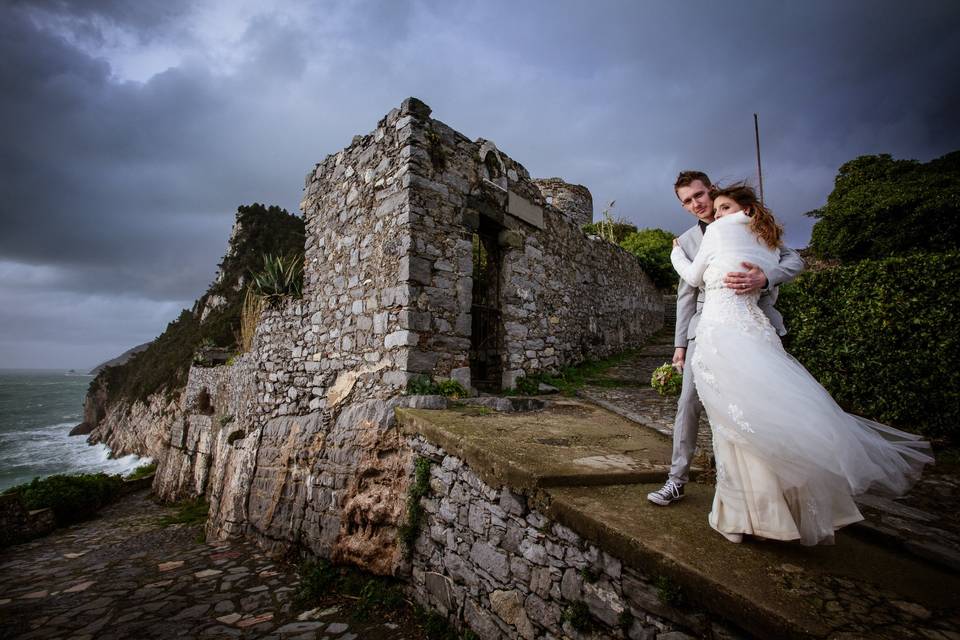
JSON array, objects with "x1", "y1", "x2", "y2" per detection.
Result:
[
  {"x1": 561, "y1": 567, "x2": 582, "y2": 601},
  {"x1": 399, "y1": 256, "x2": 432, "y2": 285},
  {"x1": 465, "y1": 599, "x2": 502, "y2": 640},
  {"x1": 520, "y1": 539, "x2": 548, "y2": 565},
  {"x1": 469, "y1": 541, "x2": 510, "y2": 582},
  {"x1": 449, "y1": 366, "x2": 471, "y2": 389},
  {"x1": 524, "y1": 593, "x2": 561, "y2": 629},
  {"x1": 490, "y1": 589, "x2": 524, "y2": 625},
  {"x1": 385, "y1": 330, "x2": 419, "y2": 349},
  {"x1": 396, "y1": 349, "x2": 439, "y2": 373},
  {"x1": 425, "y1": 571, "x2": 456, "y2": 614},
  {"x1": 582, "y1": 579, "x2": 625, "y2": 626}
]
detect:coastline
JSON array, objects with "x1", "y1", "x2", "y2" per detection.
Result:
[{"x1": 0, "y1": 370, "x2": 147, "y2": 492}]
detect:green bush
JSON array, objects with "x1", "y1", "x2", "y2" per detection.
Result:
[
  {"x1": 434, "y1": 379, "x2": 468, "y2": 399},
  {"x1": 582, "y1": 220, "x2": 638, "y2": 244},
  {"x1": 295, "y1": 558, "x2": 340, "y2": 607},
  {"x1": 398, "y1": 457, "x2": 432, "y2": 556},
  {"x1": 15, "y1": 473, "x2": 124, "y2": 526},
  {"x1": 513, "y1": 375, "x2": 540, "y2": 396},
  {"x1": 620, "y1": 228, "x2": 679, "y2": 290},
  {"x1": 779, "y1": 252, "x2": 960, "y2": 442},
  {"x1": 295, "y1": 558, "x2": 408, "y2": 623},
  {"x1": 159, "y1": 497, "x2": 209, "y2": 526},
  {"x1": 654, "y1": 574, "x2": 685, "y2": 607},
  {"x1": 561, "y1": 601, "x2": 595, "y2": 632},
  {"x1": 807, "y1": 151, "x2": 960, "y2": 262},
  {"x1": 405, "y1": 376, "x2": 468, "y2": 398},
  {"x1": 126, "y1": 462, "x2": 157, "y2": 480}
]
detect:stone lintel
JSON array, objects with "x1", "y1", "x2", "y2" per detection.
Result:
[{"x1": 507, "y1": 191, "x2": 545, "y2": 229}]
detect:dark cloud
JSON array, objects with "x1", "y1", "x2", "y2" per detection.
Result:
[
  {"x1": 1, "y1": 0, "x2": 958, "y2": 368},
  {"x1": 12, "y1": 0, "x2": 193, "y2": 43}
]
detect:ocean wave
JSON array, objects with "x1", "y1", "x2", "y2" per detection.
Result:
[{"x1": 0, "y1": 426, "x2": 150, "y2": 491}]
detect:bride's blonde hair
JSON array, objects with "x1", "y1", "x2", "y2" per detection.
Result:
[{"x1": 711, "y1": 183, "x2": 783, "y2": 249}]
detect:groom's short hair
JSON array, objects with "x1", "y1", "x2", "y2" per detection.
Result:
[{"x1": 674, "y1": 170, "x2": 712, "y2": 195}]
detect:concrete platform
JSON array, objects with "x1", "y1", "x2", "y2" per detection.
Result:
[
  {"x1": 397, "y1": 398, "x2": 699, "y2": 490},
  {"x1": 548, "y1": 483, "x2": 960, "y2": 640},
  {"x1": 398, "y1": 402, "x2": 960, "y2": 640}
]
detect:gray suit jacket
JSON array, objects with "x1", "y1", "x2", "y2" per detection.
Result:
[{"x1": 674, "y1": 223, "x2": 805, "y2": 349}]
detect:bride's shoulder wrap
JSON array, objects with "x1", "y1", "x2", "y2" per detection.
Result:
[{"x1": 670, "y1": 212, "x2": 779, "y2": 288}]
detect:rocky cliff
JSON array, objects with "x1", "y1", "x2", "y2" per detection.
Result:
[
  {"x1": 87, "y1": 342, "x2": 152, "y2": 376},
  {"x1": 80, "y1": 204, "x2": 305, "y2": 461}
]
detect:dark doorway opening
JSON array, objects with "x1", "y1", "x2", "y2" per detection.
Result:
[{"x1": 469, "y1": 218, "x2": 503, "y2": 392}]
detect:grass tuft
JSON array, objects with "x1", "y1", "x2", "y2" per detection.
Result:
[
  {"x1": 126, "y1": 462, "x2": 157, "y2": 480},
  {"x1": 160, "y1": 497, "x2": 209, "y2": 527}
]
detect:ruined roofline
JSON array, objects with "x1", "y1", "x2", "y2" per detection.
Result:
[{"x1": 301, "y1": 97, "x2": 592, "y2": 225}]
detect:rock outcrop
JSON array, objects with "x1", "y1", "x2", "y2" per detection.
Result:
[
  {"x1": 87, "y1": 341, "x2": 152, "y2": 376},
  {"x1": 79, "y1": 204, "x2": 305, "y2": 462}
]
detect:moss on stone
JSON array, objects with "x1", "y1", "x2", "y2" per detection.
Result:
[{"x1": 399, "y1": 457, "x2": 432, "y2": 557}]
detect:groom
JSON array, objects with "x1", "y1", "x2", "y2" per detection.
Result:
[{"x1": 647, "y1": 170, "x2": 805, "y2": 506}]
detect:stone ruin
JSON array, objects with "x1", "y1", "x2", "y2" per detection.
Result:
[{"x1": 152, "y1": 97, "x2": 665, "y2": 636}]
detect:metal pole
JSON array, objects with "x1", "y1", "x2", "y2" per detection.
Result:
[{"x1": 754, "y1": 113, "x2": 764, "y2": 204}]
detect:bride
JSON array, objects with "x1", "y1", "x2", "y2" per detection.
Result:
[{"x1": 670, "y1": 183, "x2": 933, "y2": 545}]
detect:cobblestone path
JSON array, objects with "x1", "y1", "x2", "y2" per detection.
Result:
[
  {"x1": 0, "y1": 490, "x2": 424, "y2": 640},
  {"x1": 577, "y1": 326, "x2": 715, "y2": 474}
]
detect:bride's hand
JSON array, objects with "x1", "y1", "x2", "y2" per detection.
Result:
[{"x1": 672, "y1": 238, "x2": 680, "y2": 248}]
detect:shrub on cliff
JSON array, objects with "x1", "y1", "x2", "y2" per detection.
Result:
[
  {"x1": 14, "y1": 473, "x2": 124, "y2": 526},
  {"x1": 92, "y1": 203, "x2": 305, "y2": 406},
  {"x1": 250, "y1": 253, "x2": 304, "y2": 307},
  {"x1": 582, "y1": 217, "x2": 678, "y2": 290},
  {"x1": 779, "y1": 252, "x2": 960, "y2": 442}
]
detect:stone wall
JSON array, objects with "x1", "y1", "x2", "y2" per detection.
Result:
[
  {"x1": 258, "y1": 97, "x2": 663, "y2": 397},
  {"x1": 0, "y1": 493, "x2": 55, "y2": 548},
  {"x1": 407, "y1": 435, "x2": 726, "y2": 640},
  {"x1": 153, "y1": 350, "x2": 258, "y2": 502},
  {"x1": 298, "y1": 100, "x2": 424, "y2": 403},
  {"x1": 401, "y1": 103, "x2": 662, "y2": 388},
  {"x1": 249, "y1": 303, "x2": 311, "y2": 419},
  {"x1": 532, "y1": 178, "x2": 594, "y2": 227}
]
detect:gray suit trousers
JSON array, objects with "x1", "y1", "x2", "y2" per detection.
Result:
[{"x1": 669, "y1": 339, "x2": 704, "y2": 485}]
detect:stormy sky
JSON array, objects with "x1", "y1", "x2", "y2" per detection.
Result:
[{"x1": 2, "y1": 0, "x2": 958, "y2": 370}]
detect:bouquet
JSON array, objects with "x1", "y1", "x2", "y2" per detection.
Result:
[{"x1": 650, "y1": 363, "x2": 682, "y2": 397}]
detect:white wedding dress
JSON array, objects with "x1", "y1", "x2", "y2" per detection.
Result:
[{"x1": 671, "y1": 212, "x2": 932, "y2": 545}]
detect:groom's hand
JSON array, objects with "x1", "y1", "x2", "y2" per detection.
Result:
[
  {"x1": 724, "y1": 262, "x2": 768, "y2": 295},
  {"x1": 673, "y1": 347, "x2": 686, "y2": 370}
]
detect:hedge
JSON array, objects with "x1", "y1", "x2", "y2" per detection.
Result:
[
  {"x1": 12, "y1": 472, "x2": 125, "y2": 526},
  {"x1": 778, "y1": 252, "x2": 960, "y2": 443}
]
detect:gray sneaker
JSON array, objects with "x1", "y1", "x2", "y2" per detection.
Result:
[{"x1": 647, "y1": 480, "x2": 684, "y2": 506}]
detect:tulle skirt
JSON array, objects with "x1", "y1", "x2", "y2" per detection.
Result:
[{"x1": 691, "y1": 289, "x2": 933, "y2": 545}]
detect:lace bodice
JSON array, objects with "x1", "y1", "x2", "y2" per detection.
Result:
[{"x1": 700, "y1": 265, "x2": 778, "y2": 344}]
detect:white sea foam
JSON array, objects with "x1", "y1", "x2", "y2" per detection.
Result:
[{"x1": 0, "y1": 421, "x2": 149, "y2": 491}]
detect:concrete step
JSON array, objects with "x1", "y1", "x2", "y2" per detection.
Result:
[
  {"x1": 398, "y1": 399, "x2": 679, "y2": 490},
  {"x1": 546, "y1": 483, "x2": 960, "y2": 640}
]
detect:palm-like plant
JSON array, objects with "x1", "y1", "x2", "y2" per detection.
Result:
[{"x1": 250, "y1": 254, "x2": 304, "y2": 307}]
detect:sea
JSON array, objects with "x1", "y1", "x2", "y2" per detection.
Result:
[{"x1": 0, "y1": 370, "x2": 148, "y2": 492}]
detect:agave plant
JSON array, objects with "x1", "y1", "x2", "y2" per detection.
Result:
[{"x1": 250, "y1": 254, "x2": 304, "y2": 307}]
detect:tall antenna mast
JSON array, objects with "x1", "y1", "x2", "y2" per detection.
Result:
[{"x1": 754, "y1": 113, "x2": 764, "y2": 204}]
